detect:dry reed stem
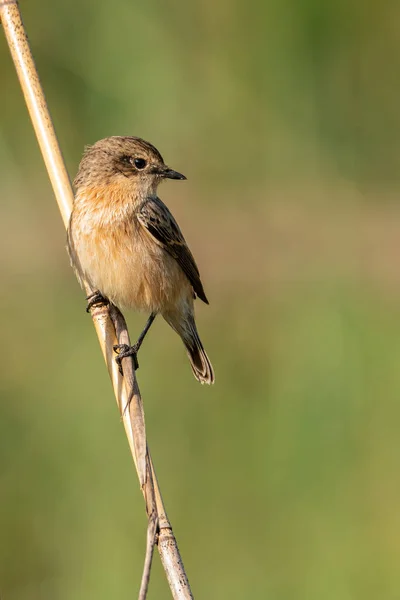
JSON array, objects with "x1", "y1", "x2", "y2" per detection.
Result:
[{"x1": 0, "y1": 2, "x2": 193, "y2": 598}]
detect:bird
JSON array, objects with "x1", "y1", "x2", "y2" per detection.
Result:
[{"x1": 67, "y1": 136, "x2": 214, "y2": 384}]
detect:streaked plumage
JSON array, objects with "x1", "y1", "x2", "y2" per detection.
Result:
[{"x1": 67, "y1": 136, "x2": 214, "y2": 384}]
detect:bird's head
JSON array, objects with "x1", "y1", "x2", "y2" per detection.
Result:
[{"x1": 74, "y1": 136, "x2": 186, "y2": 197}]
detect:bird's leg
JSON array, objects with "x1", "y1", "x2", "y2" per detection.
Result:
[
  {"x1": 114, "y1": 313, "x2": 157, "y2": 375},
  {"x1": 134, "y1": 312, "x2": 157, "y2": 352},
  {"x1": 86, "y1": 290, "x2": 109, "y2": 312}
]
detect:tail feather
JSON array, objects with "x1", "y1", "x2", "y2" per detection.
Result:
[
  {"x1": 163, "y1": 310, "x2": 214, "y2": 385},
  {"x1": 186, "y1": 325, "x2": 215, "y2": 385}
]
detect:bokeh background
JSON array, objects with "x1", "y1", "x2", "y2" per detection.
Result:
[{"x1": 1, "y1": 0, "x2": 400, "y2": 598}]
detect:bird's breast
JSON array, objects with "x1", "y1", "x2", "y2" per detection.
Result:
[{"x1": 69, "y1": 206, "x2": 191, "y2": 312}]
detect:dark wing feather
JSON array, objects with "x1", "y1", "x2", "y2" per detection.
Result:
[{"x1": 137, "y1": 198, "x2": 209, "y2": 304}]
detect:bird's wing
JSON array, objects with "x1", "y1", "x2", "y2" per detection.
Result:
[{"x1": 137, "y1": 197, "x2": 209, "y2": 304}]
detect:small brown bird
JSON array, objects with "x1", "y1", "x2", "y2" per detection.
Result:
[{"x1": 67, "y1": 136, "x2": 214, "y2": 384}]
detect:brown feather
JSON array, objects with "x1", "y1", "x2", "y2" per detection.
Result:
[{"x1": 137, "y1": 198, "x2": 209, "y2": 304}]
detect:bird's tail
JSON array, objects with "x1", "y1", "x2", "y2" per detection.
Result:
[
  {"x1": 163, "y1": 310, "x2": 214, "y2": 385},
  {"x1": 185, "y1": 320, "x2": 215, "y2": 385}
]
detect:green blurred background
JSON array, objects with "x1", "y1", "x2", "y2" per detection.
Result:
[{"x1": 1, "y1": 0, "x2": 400, "y2": 598}]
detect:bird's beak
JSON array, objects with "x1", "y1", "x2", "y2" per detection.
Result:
[{"x1": 158, "y1": 166, "x2": 187, "y2": 180}]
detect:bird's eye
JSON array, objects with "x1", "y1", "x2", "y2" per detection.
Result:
[{"x1": 134, "y1": 158, "x2": 147, "y2": 170}]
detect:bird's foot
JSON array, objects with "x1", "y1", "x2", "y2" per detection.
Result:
[
  {"x1": 113, "y1": 343, "x2": 140, "y2": 375},
  {"x1": 86, "y1": 291, "x2": 108, "y2": 313}
]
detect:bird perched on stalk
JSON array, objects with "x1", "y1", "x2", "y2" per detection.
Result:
[{"x1": 67, "y1": 136, "x2": 214, "y2": 384}]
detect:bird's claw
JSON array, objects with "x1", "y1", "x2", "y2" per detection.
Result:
[
  {"x1": 86, "y1": 291, "x2": 108, "y2": 313},
  {"x1": 113, "y1": 343, "x2": 140, "y2": 374}
]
